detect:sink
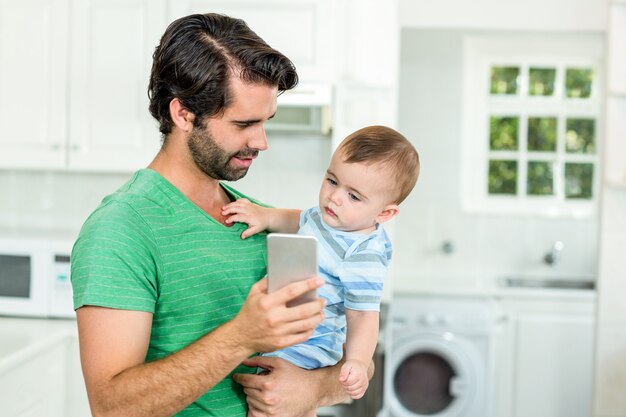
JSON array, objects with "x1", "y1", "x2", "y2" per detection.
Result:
[{"x1": 501, "y1": 277, "x2": 595, "y2": 290}]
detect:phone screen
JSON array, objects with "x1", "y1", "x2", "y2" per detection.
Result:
[{"x1": 267, "y1": 233, "x2": 318, "y2": 307}]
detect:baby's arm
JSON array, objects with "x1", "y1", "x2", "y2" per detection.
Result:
[
  {"x1": 339, "y1": 309, "x2": 379, "y2": 399},
  {"x1": 222, "y1": 198, "x2": 301, "y2": 239}
]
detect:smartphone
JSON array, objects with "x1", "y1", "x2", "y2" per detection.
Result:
[{"x1": 267, "y1": 233, "x2": 319, "y2": 307}]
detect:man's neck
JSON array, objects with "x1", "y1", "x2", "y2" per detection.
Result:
[{"x1": 148, "y1": 140, "x2": 232, "y2": 224}]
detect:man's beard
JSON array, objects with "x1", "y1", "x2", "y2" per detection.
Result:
[{"x1": 187, "y1": 124, "x2": 258, "y2": 181}]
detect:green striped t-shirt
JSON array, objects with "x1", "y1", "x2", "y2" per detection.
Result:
[{"x1": 71, "y1": 169, "x2": 268, "y2": 416}]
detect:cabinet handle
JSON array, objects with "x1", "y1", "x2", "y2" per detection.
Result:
[
  {"x1": 70, "y1": 144, "x2": 80, "y2": 151},
  {"x1": 50, "y1": 144, "x2": 61, "y2": 151}
]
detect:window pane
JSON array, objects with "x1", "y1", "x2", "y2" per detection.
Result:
[
  {"x1": 490, "y1": 66, "x2": 519, "y2": 95},
  {"x1": 490, "y1": 116, "x2": 519, "y2": 150},
  {"x1": 527, "y1": 117, "x2": 557, "y2": 152},
  {"x1": 527, "y1": 161, "x2": 554, "y2": 195},
  {"x1": 565, "y1": 163, "x2": 593, "y2": 199},
  {"x1": 565, "y1": 68, "x2": 593, "y2": 98},
  {"x1": 529, "y1": 68, "x2": 556, "y2": 96},
  {"x1": 489, "y1": 160, "x2": 518, "y2": 195},
  {"x1": 566, "y1": 118, "x2": 596, "y2": 154}
]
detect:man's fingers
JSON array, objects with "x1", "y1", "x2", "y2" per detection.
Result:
[
  {"x1": 250, "y1": 277, "x2": 269, "y2": 294},
  {"x1": 233, "y1": 372, "x2": 263, "y2": 389},
  {"x1": 273, "y1": 277, "x2": 323, "y2": 305},
  {"x1": 239, "y1": 355, "x2": 280, "y2": 372}
]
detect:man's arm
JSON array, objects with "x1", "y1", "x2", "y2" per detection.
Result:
[
  {"x1": 77, "y1": 277, "x2": 324, "y2": 417},
  {"x1": 222, "y1": 198, "x2": 301, "y2": 238},
  {"x1": 234, "y1": 355, "x2": 375, "y2": 416}
]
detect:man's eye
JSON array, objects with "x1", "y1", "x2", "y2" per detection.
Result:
[
  {"x1": 349, "y1": 193, "x2": 361, "y2": 202},
  {"x1": 327, "y1": 178, "x2": 337, "y2": 186}
]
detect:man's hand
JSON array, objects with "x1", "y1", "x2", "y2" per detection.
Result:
[
  {"x1": 231, "y1": 277, "x2": 325, "y2": 353},
  {"x1": 233, "y1": 356, "x2": 329, "y2": 416},
  {"x1": 339, "y1": 359, "x2": 369, "y2": 399},
  {"x1": 222, "y1": 198, "x2": 269, "y2": 239}
]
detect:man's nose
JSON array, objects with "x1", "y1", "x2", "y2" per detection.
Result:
[{"x1": 249, "y1": 125, "x2": 269, "y2": 151}]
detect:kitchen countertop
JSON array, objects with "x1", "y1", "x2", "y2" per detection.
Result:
[{"x1": 393, "y1": 279, "x2": 597, "y2": 301}]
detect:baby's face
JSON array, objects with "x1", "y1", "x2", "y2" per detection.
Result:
[{"x1": 318, "y1": 151, "x2": 396, "y2": 233}]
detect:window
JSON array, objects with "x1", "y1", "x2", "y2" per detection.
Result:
[{"x1": 461, "y1": 35, "x2": 603, "y2": 217}]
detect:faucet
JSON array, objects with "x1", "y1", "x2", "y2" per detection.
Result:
[{"x1": 544, "y1": 241, "x2": 564, "y2": 266}]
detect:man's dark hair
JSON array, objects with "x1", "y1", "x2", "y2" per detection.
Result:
[{"x1": 148, "y1": 13, "x2": 299, "y2": 135}]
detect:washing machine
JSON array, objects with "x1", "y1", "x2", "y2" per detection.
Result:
[{"x1": 383, "y1": 295, "x2": 498, "y2": 417}]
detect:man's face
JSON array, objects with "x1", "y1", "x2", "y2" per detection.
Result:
[{"x1": 188, "y1": 77, "x2": 278, "y2": 181}]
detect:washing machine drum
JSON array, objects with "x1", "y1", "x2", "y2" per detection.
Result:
[{"x1": 388, "y1": 334, "x2": 485, "y2": 417}]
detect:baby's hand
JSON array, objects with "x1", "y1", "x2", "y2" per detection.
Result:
[
  {"x1": 222, "y1": 198, "x2": 269, "y2": 239},
  {"x1": 339, "y1": 359, "x2": 369, "y2": 400}
]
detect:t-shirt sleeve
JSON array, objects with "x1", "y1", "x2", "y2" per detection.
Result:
[
  {"x1": 71, "y1": 201, "x2": 159, "y2": 313},
  {"x1": 337, "y1": 250, "x2": 387, "y2": 312}
]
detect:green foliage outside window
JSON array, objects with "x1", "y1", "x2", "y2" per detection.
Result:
[
  {"x1": 488, "y1": 160, "x2": 517, "y2": 195},
  {"x1": 490, "y1": 67, "x2": 519, "y2": 95},
  {"x1": 527, "y1": 161, "x2": 554, "y2": 195},
  {"x1": 490, "y1": 116, "x2": 518, "y2": 150},
  {"x1": 529, "y1": 68, "x2": 556, "y2": 96},
  {"x1": 565, "y1": 163, "x2": 593, "y2": 199},
  {"x1": 565, "y1": 68, "x2": 593, "y2": 98},
  {"x1": 527, "y1": 117, "x2": 557, "y2": 152},
  {"x1": 566, "y1": 118, "x2": 595, "y2": 154}
]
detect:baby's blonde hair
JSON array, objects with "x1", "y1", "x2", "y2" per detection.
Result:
[{"x1": 337, "y1": 126, "x2": 420, "y2": 204}]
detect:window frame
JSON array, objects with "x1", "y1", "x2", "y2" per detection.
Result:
[{"x1": 460, "y1": 35, "x2": 603, "y2": 218}]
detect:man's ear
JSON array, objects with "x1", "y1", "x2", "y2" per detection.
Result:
[
  {"x1": 375, "y1": 204, "x2": 399, "y2": 225},
  {"x1": 169, "y1": 98, "x2": 194, "y2": 132}
]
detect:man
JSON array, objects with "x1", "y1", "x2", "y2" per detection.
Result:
[{"x1": 72, "y1": 13, "x2": 355, "y2": 417}]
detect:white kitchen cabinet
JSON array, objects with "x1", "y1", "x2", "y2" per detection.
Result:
[
  {"x1": 496, "y1": 295, "x2": 595, "y2": 417},
  {"x1": 331, "y1": 0, "x2": 400, "y2": 149},
  {"x1": 0, "y1": 337, "x2": 70, "y2": 417},
  {"x1": 167, "y1": 0, "x2": 339, "y2": 83},
  {"x1": 337, "y1": 0, "x2": 399, "y2": 86},
  {"x1": 0, "y1": 0, "x2": 165, "y2": 172},
  {"x1": 0, "y1": 0, "x2": 69, "y2": 169},
  {"x1": 0, "y1": 319, "x2": 90, "y2": 417},
  {"x1": 68, "y1": 0, "x2": 165, "y2": 172}
]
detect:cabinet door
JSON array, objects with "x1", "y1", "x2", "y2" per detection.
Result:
[
  {"x1": 167, "y1": 0, "x2": 337, "y2": 83},
  {"x1": 68, "y1": 0, "x2": 165, "y2": 172},
  {"x1": 500, "y1": 299, "x2": 595, "y2": 417},
  {"x1": 0, "y1": 0, "x2": 68, "y2": 169}
]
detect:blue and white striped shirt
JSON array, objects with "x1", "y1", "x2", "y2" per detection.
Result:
[{"x1": 263, "y1": 206, "x2": 391, "y2": 369}]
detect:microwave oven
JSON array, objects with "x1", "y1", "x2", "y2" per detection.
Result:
[{"x1": 0, "y1": 237, "x2": 75, "y2": 319}]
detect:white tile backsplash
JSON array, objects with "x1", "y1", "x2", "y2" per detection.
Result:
[
  {"x1": 0, "y1": 133, "x2": 332, "y2": 236},
  {"x1": 0, "y1": 170, "x2": 130, "y2": 233}
]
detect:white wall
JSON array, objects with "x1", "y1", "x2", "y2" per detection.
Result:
[{"x1": 392, "y1": 29, "x2": 600, "y2": 291}]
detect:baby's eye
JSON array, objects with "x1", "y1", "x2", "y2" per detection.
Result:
[
  {"x1": 349, "y1": 193, "x2": 361, "y2": 202},
  {"x1": 327, "y1": 177, "x2": 337, "y2": 186}
]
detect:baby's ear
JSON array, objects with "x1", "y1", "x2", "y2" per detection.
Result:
[{"x1": 375, "y1": 204, "x2": 399, "y2": 224}]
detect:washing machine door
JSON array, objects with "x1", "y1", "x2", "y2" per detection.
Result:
[{"x1": 386, "y1": 332, "x2": 482, "y2": 417}]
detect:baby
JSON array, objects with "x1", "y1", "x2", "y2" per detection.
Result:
[{"x1": 223, "y1": 125, "x2": 420, "y2": 413}]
